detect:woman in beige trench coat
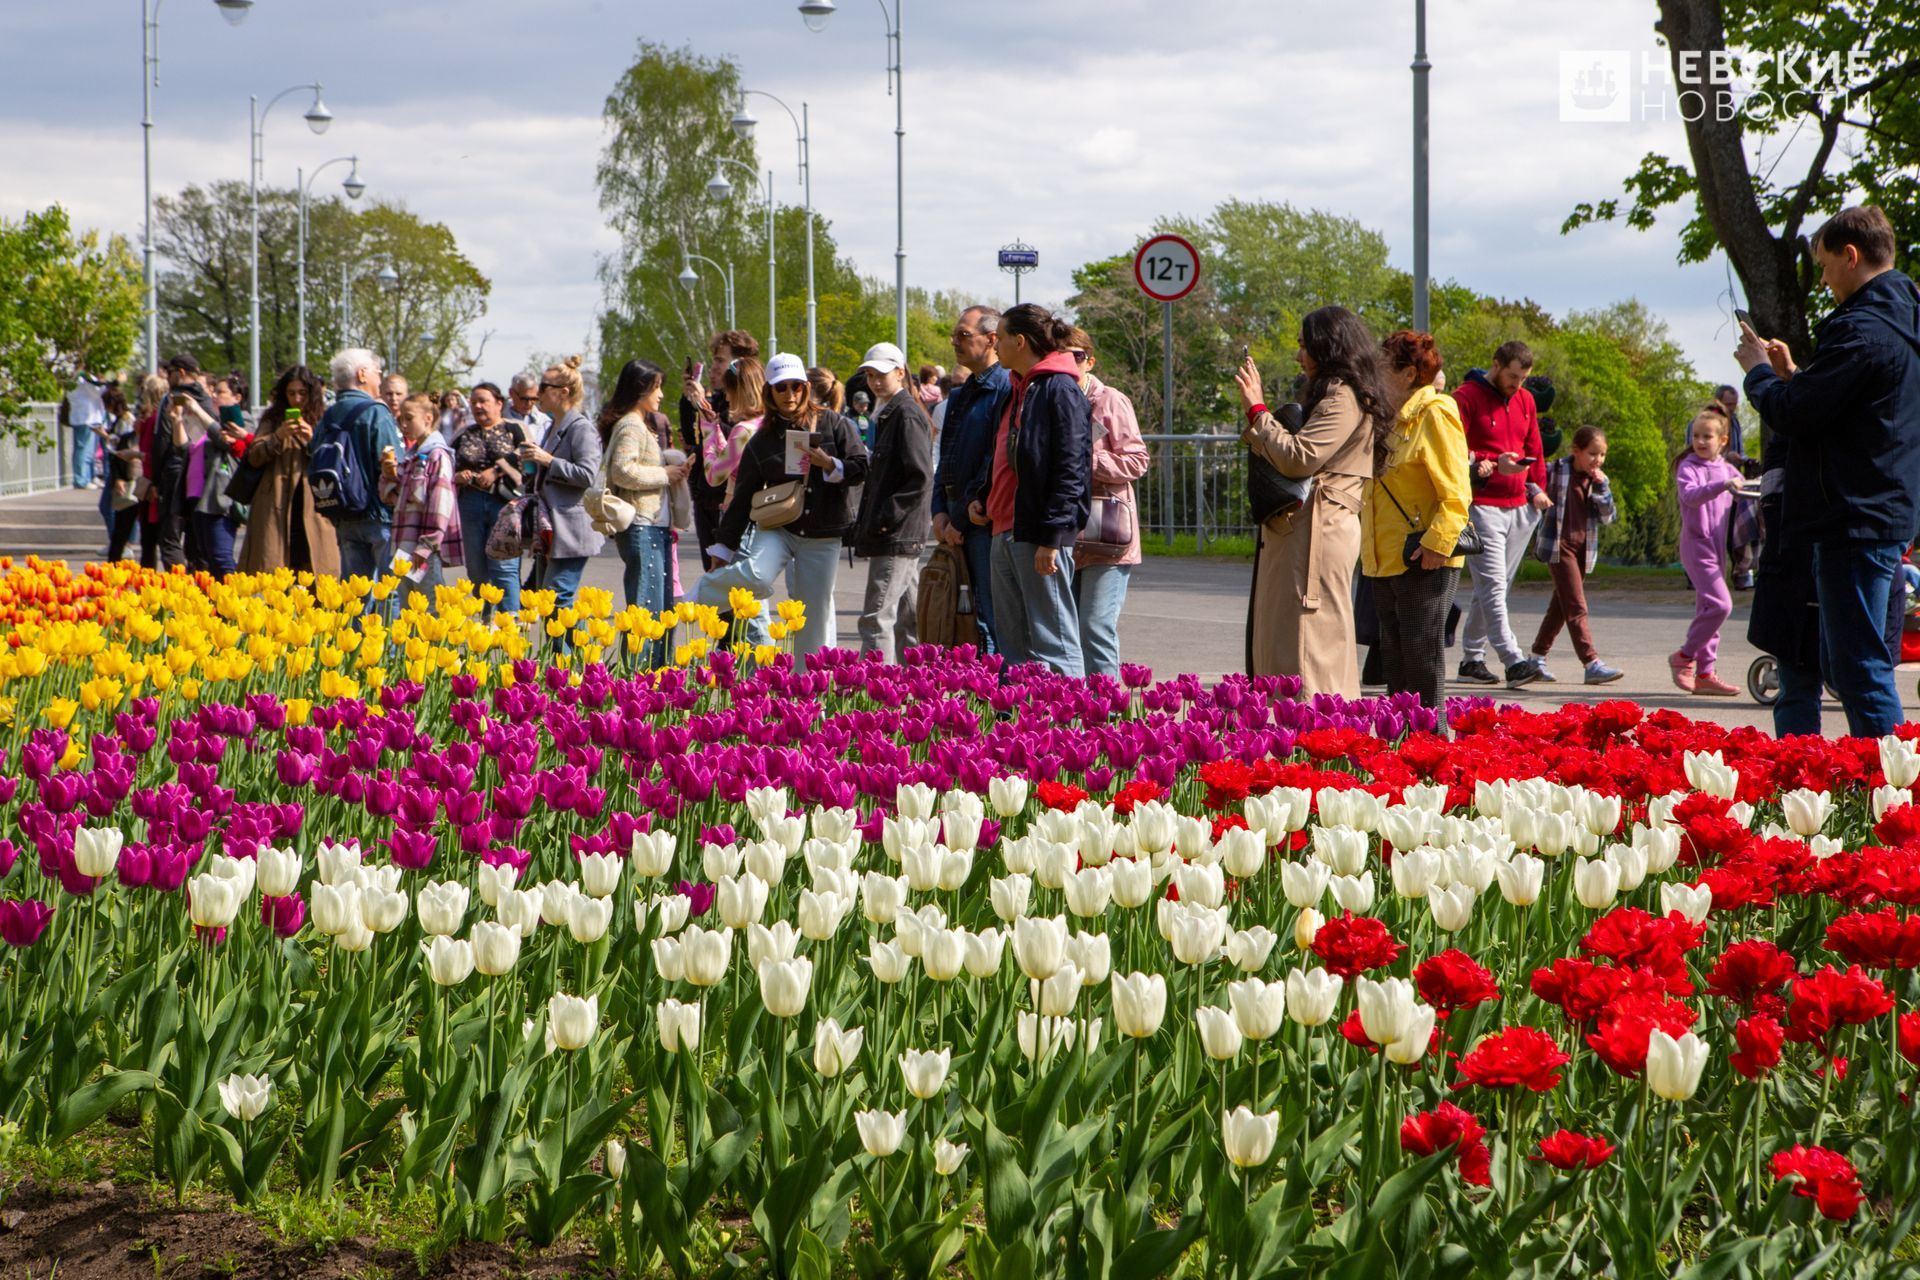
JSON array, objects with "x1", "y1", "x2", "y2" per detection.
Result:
[
  {"x1": 238, "y1": 365, "x2": 340, "y2": 578},
  {"x1": 1233, "y1": 306, "x2": 1392, "y2": 697}
]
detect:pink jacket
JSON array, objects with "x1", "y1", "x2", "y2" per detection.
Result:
[
  {"x1": 1078, "y1": 375, "x2": 1151, "y2": 566},
  {"x1": 700, "y1": 414, "x2": 762, "y2": 504},
  {"x1": 1675, "y1": 453, "x2": 1739, "y2": 551}
]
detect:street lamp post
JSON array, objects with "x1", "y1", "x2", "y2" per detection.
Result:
[
  {"x1": 679, "y1": 253, "x2": 735, "y2": 329},
  {"x1": 142, "y1": 0, "x2": 254, "y2": 374},
  {"x1": 1411, "y1": 0, "x2": 1431, "y2": 331},
  {"x1": 377, "y1": 262, "x2": 400, "y2": 374},
  {"x1": 800, "y1": 0, "x2": 906, "y2": 352},
  {"x1": 297, "y1": 156, "x2": 365, "y2": 368},
  {"x1": 707, "y1": 157, "x2": 776, "y2": 355},
  {"x1": 250, "y1": 82, "x2": 333, "y2": 409},
  {"x1": 734, "y1": 91, "x2": 816, "y2": 367}
]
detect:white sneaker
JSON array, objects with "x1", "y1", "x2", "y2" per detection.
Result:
[{"x1": 1534, "y1": 662, "x2": 1558, "y2": 683}]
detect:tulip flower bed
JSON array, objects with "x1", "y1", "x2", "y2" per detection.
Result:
[{"x1": 0, "y1": 559, "x2": 1918, "y2": 1276}]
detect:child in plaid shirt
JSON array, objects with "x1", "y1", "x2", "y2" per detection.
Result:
[{"x1": 380, "y1": 393, "x2": 463, "y2": 614}]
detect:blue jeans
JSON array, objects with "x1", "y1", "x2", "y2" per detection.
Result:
[
  {"x1": 394, "y1": 555, "x2": 446, "y2": 615},
  {"x1": 615, "y1": 523, "x2": 672, "y2": 666},
  {"x1": 963, "y1": 528, "x2": 998, "y2": 656},
  {"x1": 989, "y1": 532, "x2": 1083, "y2": 677},
  {"x1": 1775, "y1": 661, "x2": 1825, "y2": 737},
  {"x1": 456, "y1": 488, "x2": 520, "y2": 617},
  {"x1": 1813, "y1": 538, "x2": 1905, "y2": 738},
  {"x1": 71, "y1": 426, "x2": 95, "y2": 487},
  {"x1": 335, "y1": 517, "x2": 392, "y2": 621},
  {"x1": 191, "y1": 511, "x2": 240, "y2": 579},
  {"x1": 1075, "y1": 561, "x2": 1133, "y2": 679},
  {"x1": 695, "y1": 525, "x2": 842, "y2": 660}
]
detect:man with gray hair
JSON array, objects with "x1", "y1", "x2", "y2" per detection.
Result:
[
  {"x1": 316, "y1": 347, "x2": 404, "y2": 596},
  {"x1": 505, "y1": 372, "x2": 551, "y2": 433},
  {"x1": 929, "y1": 305, "x2": 1012, "y2": 653}
]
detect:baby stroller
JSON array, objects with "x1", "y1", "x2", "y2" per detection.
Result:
[{"x1": 1748, "y1": 554, "x2": 1920, "y2": 704}]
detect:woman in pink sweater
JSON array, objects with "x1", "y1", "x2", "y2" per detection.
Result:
[
  {"x1": 1671, "y1": 404, "x2": 1745, "y2": 695},
  {"x1": 1066, "y1": 328, "x2": 1151, "y2": 679}
]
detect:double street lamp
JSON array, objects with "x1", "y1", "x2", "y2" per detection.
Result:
[
  {"x1": 706, "y1": 157, "x2": 776, "y2": 355},
  {"x1": 731, "y1": 90, "x2": 816, "y2": 367},
  {"x1": 249, "y1": 81, "x2": 335, "y2": 409},
  {"x1": 142, "y1": 0, "x2": 255, "y2": 374},
  {"x1": 798, "y1": 0, "x2": 906, "y2": 352},
  {"x1": 296, "y1": 156, "x2": 366, "y2": 368}
]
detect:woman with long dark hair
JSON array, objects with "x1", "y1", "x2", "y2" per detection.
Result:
[
  {"x1": 239, "y1": 364, "x2": 340, "y2": 577},
  {"x1": 451, "y1": 381, "x2": 527, "y2": 618},
  {"x1": 597, "y1": 358, "x2": 688, "y2": 664},
  {"x1": 1233, "y1": 305, "x2": 1390, "y2": 695}
]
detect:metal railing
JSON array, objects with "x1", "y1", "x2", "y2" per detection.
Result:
[
  {"x1": 0, "y1": 406, "x2": 64, "y2": 499},
  {"x1": 1139, "y1": 432, "x2": 1251, "y2": 551}
]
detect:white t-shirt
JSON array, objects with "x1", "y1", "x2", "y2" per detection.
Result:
[{"x1": 65, "y1": 379, "x2": 106, "y2": 426}]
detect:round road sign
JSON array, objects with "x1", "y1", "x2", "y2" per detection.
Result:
[{"x1": 1133, "y1": 233, "x2": 1200, "y2": 302}]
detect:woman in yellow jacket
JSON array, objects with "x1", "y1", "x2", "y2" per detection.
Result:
[{"x1": 1363, "y1": 331, "x2": 1472, "y2": 711}]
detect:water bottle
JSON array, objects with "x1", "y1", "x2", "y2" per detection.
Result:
[{"x1": 957, "y1": 584, "x2": 974, "y2": 615}]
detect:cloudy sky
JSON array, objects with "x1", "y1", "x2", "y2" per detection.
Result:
[{"x1": 0, "y1": 1, "x2": 1806, "y2": 396}]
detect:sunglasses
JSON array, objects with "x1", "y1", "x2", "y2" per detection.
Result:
[
  {"x1": 538, "y1": 381, "x2": 568, "y2": 392},
  {"x1": 951, "y1": 328, "x2": 985, "y2": 340},
  {"x1": 1070, "y1": 351, "x2": 1090, "y2": 364}
]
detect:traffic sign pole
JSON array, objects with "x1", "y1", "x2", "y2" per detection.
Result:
[{"x1": 1133, "y1": 233, "x2": 1200, "y2": 549}]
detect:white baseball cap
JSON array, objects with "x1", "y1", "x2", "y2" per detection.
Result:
[
  {"x1": 765, "y1": 352, "x2": 808, "y2": 385},
  {"x1": 857, "y1": 342, "x2": 907, "y2": 375}
]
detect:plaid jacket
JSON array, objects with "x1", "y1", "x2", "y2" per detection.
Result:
[
  {"x1": 379, "y1": 432, "x2": 463, "y2": 568},
  {"x1": 1532, "y1": 457, "x2": 1614, "y2": 572}
]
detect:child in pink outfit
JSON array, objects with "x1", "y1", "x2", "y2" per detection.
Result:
[{"x1": 1671, "y1": 405, "x2": 1745, "y2": 695}]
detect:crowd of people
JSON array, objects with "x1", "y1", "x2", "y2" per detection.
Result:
[{"x1": 55, "y1": 205, "x2": 1920, "y2": 737}]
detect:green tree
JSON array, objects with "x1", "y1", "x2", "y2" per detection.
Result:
[
  {"x1": 1563, "y1": 0, "x2": 1920, "y2": 359},
  {"x1": 0, "y1": 206, "x2": 142, "y2": 443},
  {"x1": 154, "y1": 181, "x2": 489, "y2": 389}
]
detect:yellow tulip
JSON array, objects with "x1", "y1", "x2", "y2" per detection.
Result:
[{"x1": 42, "y1": 698, "x2": 78, "y2": 729}]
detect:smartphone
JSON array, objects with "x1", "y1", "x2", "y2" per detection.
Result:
[
  {"x1": 1241, "y1": 345, "x2": 1251, "y2": 363},
  {"x1": 1516, "y1": 457, "x2": 1538, "y2": 466},
  {"x1": 1734, "y1": 308, "x2": 1755, "y2": 331}
]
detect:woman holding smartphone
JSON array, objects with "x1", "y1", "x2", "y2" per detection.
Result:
[{"x1": 695, "y1": 352, "x2": 869, "y2": 662}]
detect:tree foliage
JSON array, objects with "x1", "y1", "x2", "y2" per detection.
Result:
[
  {"x1": 0, "y1": 206, "x2": 143, "y2": 444},
  {"x1": 154, "y1": 181, "x2": 490, "y2": 389}
]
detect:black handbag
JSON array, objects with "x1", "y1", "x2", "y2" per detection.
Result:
[
  {"x1": 1247, "y1": 403, "x2": 1315, "y2": 525},
  {"x1": 223, "y1": 453, "x2": 265, "y2": 506},
  {"x1": 1378, "y1": 477, "x2": 1480, "y2": 567}
]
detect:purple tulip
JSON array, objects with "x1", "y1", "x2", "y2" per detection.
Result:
[
  {"x1": 0, "y1": 899, "x2": 55, "y2": 947},
  {"x1": 385, "y1": 828, "x2": 437, "y2": 871},
  {"x1": 675, "y1": 879, "x2": 716, "y2": 918},
  {"x1": 260, "y1": 893, "x2": 306, "y2": 937}
]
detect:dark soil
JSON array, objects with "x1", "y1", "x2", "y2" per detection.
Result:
[{"x1": 0, "y1": 1181, "x2": 599, "y2": 1280}]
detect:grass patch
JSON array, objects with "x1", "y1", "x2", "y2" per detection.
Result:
[{"x1": 1140, "y1": 532, "x2": 1257, "y2": 560}]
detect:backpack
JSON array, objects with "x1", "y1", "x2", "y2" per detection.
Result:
[
  {"x1": 308, "y1": 408, "x2": 374, "y2": 522},
  {"x1": 916, "y1": 542, "x2": 980, "y2": 650}
]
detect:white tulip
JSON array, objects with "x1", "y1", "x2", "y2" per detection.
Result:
[
  {"x1": 744, "y1": 786, "x2": 791, "y2": 832},
  {"x1": 1380, "y1": 806, "x2": 1430, "y2": 857},
  {"x1": 536, "y1": 880, "x2": 577, "y2": 928},
  {"x1": 421, "y1": 935, "x2": 474, "y2": 986},
  {"x1": 758, "y1": 956, "x2": 813, "y2": 1018},
  {"x1": 1645, "y1": 792, "x2": 1685, "y2": 829},
  {"x1": 1474, "y1": 778, "x2": 1509, "y2": 817},
  {"x1": 921, "y1": 926, "x2": 967, "y2": 982},
  {"x1": 1882, "y1": 736, "x2": 1920, "y2": 790},
  {"x1": 1310, "y1": 826, "x2": 1369, "y2": 876},
  {"x1": 332, "y1": 913, "x2": 375, "y2": 953},
  {"x1": 1242, "y1": 794, "x2": 1293, "y2": 846},
  {"x1": 1013, "y1": 915, "x2": 1069, "y2": 981},
  {"x1": 1195, "y1": 1005, "x2": 1243, "y2": 1061},
  {"x1": 743, "y1": 839, "x2": 788, "y2": 887},
  {"x1": 813, "y1": 1017, "x2": 865, "y2": 1077},
  {"x1": 495, "y1": 886, "x2": 544, "y2": 938},
  {"x1": 796, "y1": 887, "x2": 854, "y2": 941},
  {"x1": 315, "y1": 840, "x2": 363, "y2": 886},
  {"x1": 860, "y1": 871, "x2": 909, "y2": 924},
  {"x1": 1177, "y1": 861, "x2": 1227, "y2": 910},
  {"x1": 1809, "y1": 835, "x2": 1843, "y2": 860},
  {"x1": 1646, "y1": 1030, "x2": 1709, "y2": 1101},
  {"x1": 747, "y1": 920, "x2": 801, "y2": 968},
  {"x1": 1605, "y1": 841, "x2": 1650, "y2": 893},
  {"x1": 893, "y1": 903, "x2": 946, "y2": 957},
  {"x1": 1229, "y1": 976, "x2": 1287, "y2": 1039},
  {"x1": 547, "y1": 992, "x2": 599, "y2": 1050},
  {"x1": 217, "y1": 1072, "x2": 273, "y2": 1122},
  {"x1": 1873, "y1": 785, "x2": 1911, "y2": 822},
  {"x1": 764, "y1": 814, "x2": 806, "y2": 856},
  {"x1": 702, "y1": 842, "x2": 743, "y2": 881},
  {"x1": 1038, "y1": 964, "x2": 1082, "y2": 1016},
  {"x1": 1355, "y1": 975, "x2": 1417, "y2": 1046},
  {"x1": 1390, "y1": 847, "x2": 1443, "y2": 900},
  {"x1": 1330, "y1": 872, "x2": 1375, "y2": 914},
  {"x1": 933, "y1": 1138, "x2": 970, "y2": 1177},
  {"x1": 577, "y1": 852, "x2": 622, "y2": 899},
  {"x1": 894, "y1": 782, "x2": 938, "y2": 821},
  {"x1": 963, "y1": 927, "x2": 1006, "y2": 978},
  {"x1": 1683, "y1": 750, "x2": 1740, "y2": 801},
  {"x1": 1217, "y1": 826, "x2": 1267, "y2": 878},
  {"x1": 470, "y1": 920, "x2": 521, "y2": 976},
  {"x1": 475, "y1": 860, "x2": 518, "y2": 908},
  {"x1": 646, "y1": 893, "x2": 692, "y2": 935},
  {"x1": 416, "y1": 879, "x2": 469, "y2": 936},
  {"x1": 1000, "y1": 834, "x2": 1039, "y2": 876},
  {"x1": 680, "y1": 924, "x2": 734, "y2": 987},
  {"x1": 1496, "y1": 854, "x2": 1544, "y2": 906},
  {"x1": 990, "y1": 873, "x2": 1032, "y2": 923},
  {"x1": 1077, "y1": 809, "x2": 1118, "y2": 867},
  {"x1": 1534, "y1": 811, "x2": 1576, "y2": 859},
  {"x1": 1581, "y1": 792, "x2": 1623, "y2": 838},
  {"x1": 1111, "y1": 971, "x2": 1167, "y2": 1038},
  {"x1": 1633, "y1": 824, "x2": 1683, "y2": 875},
  {"x1": 202, "y1": 853, "x2": 255, "y2": 901},
  {"x1": 1169, "y1": 904, "x2": 1228, "y2": 965},
  {"x1": 1283, "y1": 967, "x2": 1343, "y2": 1027},
  {"x1": 855, "y1": 1108, "x2": 907, "y2": 1158},
  {"x1": 1226, "y1": 927, "x2": 1277, "y2": 973},
  {"x1": 1221, "y1": 1106, "x2": 1279, "y2": 1168},
  {"x1": 1063, "y1": 865, "x2": 1114, "y2": 917},
  {"x1": 1293, "y1": 907, "x2": 1325, "y2": 951},
  {"x1": 651, "y1": 935, "x2": 685, "y2": 982},
  {"x1": 1066, "y1": 931, "x2": 1112, "y2": 985},
  {"x1": 1447, "y1": 845, "x2": 1496, "y2": 895},
  {"x1": 989, "y1": 775, "x2": 1030, "y2": 818},
  {"x1": 1384, "y1": 1005, "x2": 1436, "y2": 1064},
  {"x1": 606, "y1": 1138, "x2": 627, "y2": 1178},
  {"x1": 187, "y1": 873, "x2": 243, "y2": 930},
  {"x1": 1428, "y1": 882, "x2": 1476, "y2": 932},
  {"x1": 630, "y1": 829, "x2": 676, "y2": 877},
  {"x1": 309, "y1": 881, "x2": 364, "y2": 936},
  {"x1": 566, "y1": 894, "x2": 613, "y2": 943},
  {"x1": 1109, "y1": 856, "x2": 1153, "y2": 908},
  {"x1": 1661, "y1": 881, "x2": 1713, "y2": 925},
  {"x1": 1172, "y1": 815, "x2": 1213, "y2": 862},
  {"x1": 715, "y1": 873, "x2": 769, "y2": 929},
  {"x1": 866, "y1": 937, "x2": 911, "y2": 984},
  {"x1": 1280, "y1": 859, "x2": 1330, "y2": 909},
  {"x1": 1034, "y1": 841, "x2": 1077, "y2": 891},
  {"x1": 255, "y1": 845, "x2": 302, "y2": 898},
  {"x1": 1572, "y1": 857, "x2": 1621, "y2": 910},
  {"x1": 657, "y1": 998, "x2": 702, "y2": 1053},
  {"x1": 899, "y1": 1047, "x2": 951, "y2": 1099}
]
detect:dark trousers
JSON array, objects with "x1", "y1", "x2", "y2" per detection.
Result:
[
  {"x1": 1813, "y1": 539, "x2": 1905, "y2": 738},
  {"x1": 1373, "y1": 565, "x2": 1457, "y2": 711},
  {"x1": 192, "y1": 511, "x2": 239, "y2": 579},
  {"x1": 1533, "y1": 552, "x2": 1597, "y2": 664},
  {"x1": 107, "y1": 506, "x2": 140, "y2": 562},
  {"x1": 963, "y1": 527, "x2": 998, "y2": 656},
  {"x1": 1775, "y1": 661, "x2": 1825, "y2": 737},
  {"x1": 693, "y1": 501, "x2": 723, "y2": 571}
]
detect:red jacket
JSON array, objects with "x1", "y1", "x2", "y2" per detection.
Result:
[{"x1": 1453, "y1": 370, "x2": 1544, "y2": 508}]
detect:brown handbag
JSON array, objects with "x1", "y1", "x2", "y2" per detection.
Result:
[{"x1": 749, "y1": 478, "x2": 805, "y2": 529}]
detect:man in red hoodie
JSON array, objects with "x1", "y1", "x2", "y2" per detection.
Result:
[{"x1": 1454, "y1": 340, "x2": 1551, "y2": 688}]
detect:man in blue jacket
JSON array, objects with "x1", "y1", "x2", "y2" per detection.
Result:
[
  {"x1": 1739, "y1": 205, "x2": 1920, "y2": 737},
  {"x1": 319, "y1": 347, "x2": 405, "y2": 594},
  {"x1": 931, "y1": 306, "x2": 1012, "y2": 654}
]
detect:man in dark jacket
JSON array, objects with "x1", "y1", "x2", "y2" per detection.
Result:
[
  {"x1": 932, "y1": 306, "x2": 1012, "y2": 654},
  {"x1": 1740, "y1": 205, "x2": 1920, "y2": 737},
  {"x1": 318, "y1": 347, "x2": 404, "y2": 595},
  {"x1": 849, "y1": 343, "x2": 933, "y2": 662},
  {"x1": 966, "y1": 304, "x2": 1092, "y2": 677}
]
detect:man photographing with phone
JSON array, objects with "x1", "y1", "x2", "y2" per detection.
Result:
[{"x1": 1736, "y1": 204, "x2": 1920, "y2": 737}]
